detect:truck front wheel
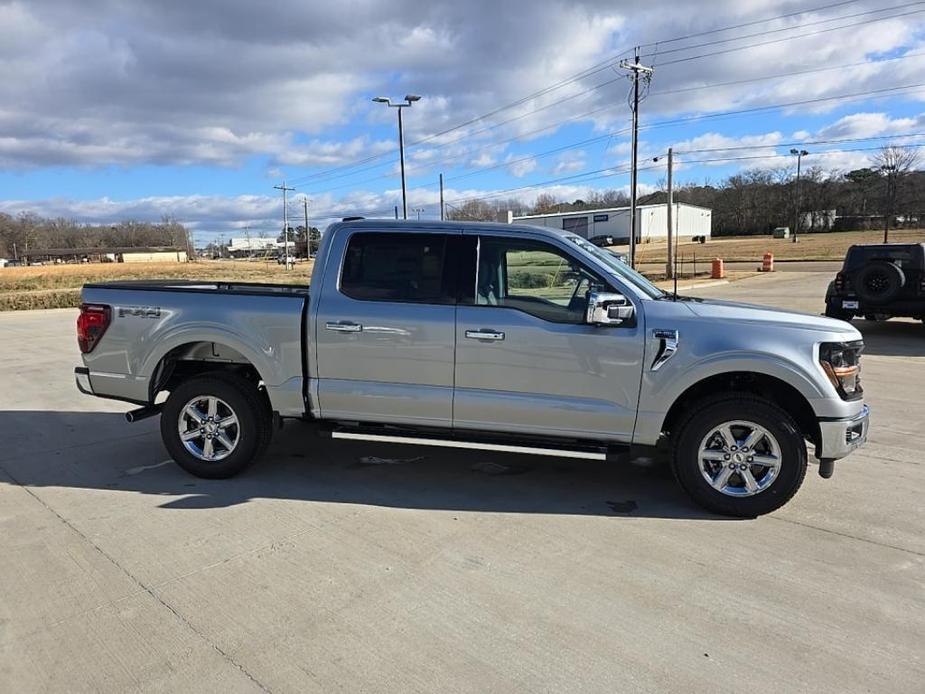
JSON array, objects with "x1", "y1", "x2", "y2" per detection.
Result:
[
  {"x1": 160, "y1": 372, "x2": 273, "y2": 479},
  {"x1": 672, "y1": 395, "x2": 807, "y2": 517}
]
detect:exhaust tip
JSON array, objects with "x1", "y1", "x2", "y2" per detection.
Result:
[{"x1": 125, "y1": 405, "x2": 161, "y2": 423}]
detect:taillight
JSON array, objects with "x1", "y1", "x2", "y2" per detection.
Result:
[
  {"x1": 77, "y1": 303, "x2": 111, "y2": 353},
  {"x1": 834, "y1": 272, "x2": 844, "y2": 292}
]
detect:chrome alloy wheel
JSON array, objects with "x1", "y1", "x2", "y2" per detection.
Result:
[
  {"x1": 698, "y1": 420, "x2": 782, "y2": 497},
  {"x1": 178, "y1": 396, "x2": 240, "y2": 462}
]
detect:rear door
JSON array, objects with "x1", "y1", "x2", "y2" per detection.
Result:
[
  {"x1": 314, "y1": 229, "x2": 460, "y2": 426},
  {"x1": 453, "y1": 234, "x2": 645, "y2": 442}
]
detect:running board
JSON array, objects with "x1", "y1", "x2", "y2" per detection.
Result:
[{"x1": 330, "y1": 431, "x2": 609, "y2": 461}]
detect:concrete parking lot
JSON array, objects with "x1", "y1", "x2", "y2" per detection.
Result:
[{"x1": 0, "y1": 272, "x2": 922, "y2": 693}]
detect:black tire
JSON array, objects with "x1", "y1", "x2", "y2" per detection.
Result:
[
  {"x1": 671, "y1": 394, "x2": 807, "y2": 517},
  {"x1": 854, "y1": 261, "x2": 905, "y2": 304},
  {"x1": 160, "y1": 372, "x2": 273, "y2": 479}
]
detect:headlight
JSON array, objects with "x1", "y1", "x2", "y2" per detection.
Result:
[{"x1": 819, "y1": 341, "x2": 863, "y2": 400}]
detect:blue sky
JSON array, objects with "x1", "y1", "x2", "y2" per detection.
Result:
[{"x1": 1, "y1": 0, "x2": 924, "y2": 242}]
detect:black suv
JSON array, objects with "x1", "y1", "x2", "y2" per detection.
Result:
[{"x1": 825, "y1": 243, "x2": 925, "y2": 323}]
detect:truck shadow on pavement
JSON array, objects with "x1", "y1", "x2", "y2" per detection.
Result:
[
  {"x1": 851, "y1": 318, "x2": 925, "y2": 357},
  {"x1": 0, "y1": 411, "x2": 734, "y2": 521}
]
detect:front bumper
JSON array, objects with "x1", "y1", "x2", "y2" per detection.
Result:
[{"x1": 817, "y1": 404, "x2": 870, "y2": 460}]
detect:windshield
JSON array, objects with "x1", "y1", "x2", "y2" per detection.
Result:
[{"x1": 565, "y1": 236, "x2": 665, "y2": 299}]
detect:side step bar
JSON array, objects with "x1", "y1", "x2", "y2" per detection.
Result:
[{"x1": 330, "y1": 430, "x2": 613, "y2": 461}]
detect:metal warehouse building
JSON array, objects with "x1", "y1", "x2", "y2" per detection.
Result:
[{"x1": 511, "y1": 203, "x2": 712, "y2": 244}]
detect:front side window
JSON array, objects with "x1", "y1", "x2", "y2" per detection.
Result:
[
  {"x1": 340, "y1": 232, "x2": 452, "y2": 303},
  {"x1": 477, "y1": 237, "x2": 606, "y2": 323}
]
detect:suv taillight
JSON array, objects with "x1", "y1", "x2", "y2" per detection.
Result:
[
  {"x1": 77, "y1": 303, "x2": 111, "y2": 353},
  {"x1": 834, "y1": 271, "x2": 849, "y2": 293}
]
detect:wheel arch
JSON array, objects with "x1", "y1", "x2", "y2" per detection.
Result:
[
  {"x1": 661, "y1": 371, "x2": 820, "y2": 448},
  {"x1": 149, "y1": 340, "x2": 266, "y2": 404}
]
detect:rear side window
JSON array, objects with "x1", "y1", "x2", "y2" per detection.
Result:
[{"x1": 340, "y1": 232, "x2": 453, "y2": 303}]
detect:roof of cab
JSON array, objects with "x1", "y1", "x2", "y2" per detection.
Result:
[{"x1": 328, "y1": 218, "x2": 568, "y2": 237}]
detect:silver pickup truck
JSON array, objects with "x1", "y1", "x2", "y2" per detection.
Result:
[{"x1": 75, "y1": 220, "x2": 869, "y2": 517}]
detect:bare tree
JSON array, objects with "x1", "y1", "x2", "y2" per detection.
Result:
[{"x1": 872, "y1": 146, "x2": 920, "y2": 242}]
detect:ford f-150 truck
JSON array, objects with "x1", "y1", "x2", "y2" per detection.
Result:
[{"x1": 75, "y1": 220, "x2": 869, "y2": 517}]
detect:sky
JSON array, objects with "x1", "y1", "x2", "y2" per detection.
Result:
[{"x1": 1, "y1": 0, "x2": 925, "y2": 243}]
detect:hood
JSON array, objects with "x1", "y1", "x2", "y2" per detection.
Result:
[{"x1": 683, "y1": 297, "x2": 862, "y2": 338}]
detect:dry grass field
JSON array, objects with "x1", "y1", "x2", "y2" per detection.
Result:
[
  {"x1": 0, "y1": 259, "x2": 314, "y2": 311},
  {"x1": 630, "y1": 228, "x2": 925, "y2": 263}
]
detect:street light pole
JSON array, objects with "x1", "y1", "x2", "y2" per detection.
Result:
[
  {"x1": 790, "y1": 148, "x2": 809, "y2": 243},
  {"x1": 372, "y1": 94, "x2": 422, "y2": 220}
]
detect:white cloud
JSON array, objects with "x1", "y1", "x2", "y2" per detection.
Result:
[
  {"x1": 552, "y1": 150, "x2": 587, "y2": 174},
  {"x1": 506, "y1": 153, "x2": 538, "y2": 178},
  {"x1": 817, "y1": 112, "x2": 922, "y2": 139}
]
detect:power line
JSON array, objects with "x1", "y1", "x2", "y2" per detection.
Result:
[
  {"x1": 304, "y1": 48, "x2": 925, "y2": 196},
  {"x1": 677, "y1": 141, "x2": 925, "y2": 166},
  {"x1": 638, "y1": 1, "x2": 925, "y2": 61},
  {"x1": 652, "y1": 5, "x2": 925, "y2": 67},
  {"x1": 674, "y1": 132, "x2": 925, "y2": 155},
  {"x1": 636, "y1": 0, "x2": 862, "y2": 49},
  {"x1": 434, "y1": 81, "x2": 925, "y2": 188},
  {"x1": 286, "y1": 0, "x2": 885, "y2": 186}
]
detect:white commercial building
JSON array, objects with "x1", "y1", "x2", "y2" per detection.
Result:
[
  {"x1": 511, "y1": 203, "x2": 712, "y2": 243},
  {"x1": 228, "y1": 237, "x2": 279, "y2": 254}
]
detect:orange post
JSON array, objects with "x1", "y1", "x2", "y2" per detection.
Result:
[
  {"x1": 711, "y1": 258, "x2": 725, "y2": 279},
  {"x1": 762, "y1": 252, "x2": 774, "y2": 272}
]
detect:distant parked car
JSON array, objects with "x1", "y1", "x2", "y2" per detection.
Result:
[
  {"x1": 825, "y1": 243, "x2": 925, "y2": 323},
  {"x1": 588, "y1": 235, "x2": 614, "y2": 247}
]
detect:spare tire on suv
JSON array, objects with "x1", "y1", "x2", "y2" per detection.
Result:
[{"x1": 854, "y1": 260, "x2": 905, "y2": 304}]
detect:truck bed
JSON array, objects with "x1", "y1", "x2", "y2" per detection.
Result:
[{"x1": 79, "y1": 280, "x2": 309, "y2": 416}]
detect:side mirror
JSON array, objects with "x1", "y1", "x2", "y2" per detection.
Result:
[{"x1": 586, "y1": 292, "x2": 634, "y2": 326}]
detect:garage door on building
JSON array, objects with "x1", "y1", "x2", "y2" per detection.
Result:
[{"x1": 562, "y1": 216, "x2": 588, "y2": 237}]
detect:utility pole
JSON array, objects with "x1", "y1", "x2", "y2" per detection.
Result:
[
  {"x1": 302, "y1": 196, "x2": 311, "y2": 256},
  {"x1": 790, "y1": 149, "x2": 809, "y2": 243},
  {"x1": 666, "y1": 147, "x2": 674, "y2": 279},
  {"x1": 273, "y1": 182, "x2": 295, "y2": 269},
  {"x1": 652, "y1": 148, "x2": 674, "y2": 278},
  {"x1": 439, "y1": 173, "x2": 445, "y2": 221},
  {"x1": 620, "y1": 50, "x2": 654, "y2": 269},
  {"x1": 882, "y1": 164, "x2": 897, "y2": 243}
]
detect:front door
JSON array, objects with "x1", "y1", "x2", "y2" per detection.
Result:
[
  {"x1": 453, "y1": 235, "x2": 645, "y2": 442},
  {"x1": 314, "y1": 230, "x2": 459, "y2": 426}
]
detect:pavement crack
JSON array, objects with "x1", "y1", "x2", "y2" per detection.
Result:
[
  {"x1": 0, "y1": 461, "x2": 274, "y2": 693},
  {"x1": 772, "y1": 515, "x2": 925, "y2": 557}
]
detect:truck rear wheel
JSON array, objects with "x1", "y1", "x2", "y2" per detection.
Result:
[
  {"x1": 160, "y1": 372, "x2": 272, "y2": 479},
  {"x1": 672, "y1": 395, "x2": 807, "y2": 517}
]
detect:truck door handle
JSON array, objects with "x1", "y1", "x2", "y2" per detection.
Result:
[
  {"x1": 465, "y1": 329, "x2": 505, "y2": 341},
  {"x1": 326, "y1": 321, "x2": 363, "y2": 333}
]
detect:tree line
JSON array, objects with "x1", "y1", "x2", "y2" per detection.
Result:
[
  {"x1": 448, "y1": 146, "x2": 923, "y2": 237},
  {"x1": 0, "y1": 212, "x2": 190, "y2": 259}
]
